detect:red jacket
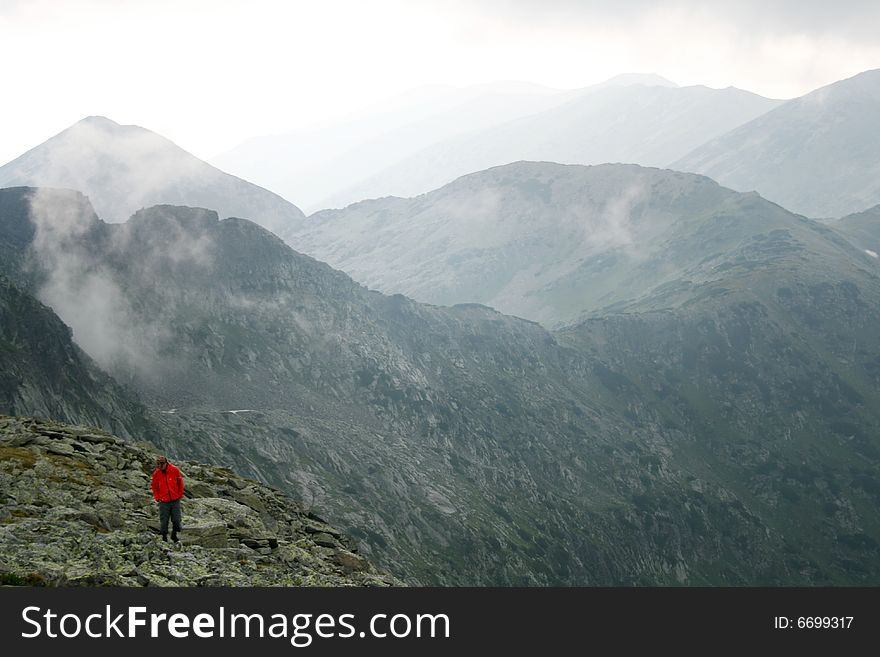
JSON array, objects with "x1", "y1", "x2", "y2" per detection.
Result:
[{"x1": 151, "y1": 463, "x2": 184, "y2": 502}]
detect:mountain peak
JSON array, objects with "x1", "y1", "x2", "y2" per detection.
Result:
[
  {"x1": 76, "y1": 115, "x2": 124, "y2": 128},
  {"x1": 844, "y1": 67, "x2": 880, "y2": 84},
  {"x1": 597, "y1": 73, "x2": 678, "y2": 88},
  {"x1": 64, "y1": 115, "x2": 155, "y2": 141},
  {"x1": 128, "y1": 204, "x2": 220, "y2": 236},
  {"x1": 131, "y1": 204, "x2": 220, "y2": 224},
  {"x1": 0, "y1": 117, "x2": 305, "y2": 232}
]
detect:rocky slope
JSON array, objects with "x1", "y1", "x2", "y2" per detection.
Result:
[
  {"x1": 0, "y1": 276, "x2": 153, "y2": 440},
  {"x1": 672, "y1": 69, "x2": 880, "y2": 218},
  {"x1": 0, "y1": 415, "x2": 395, "y2": 586},
  {"x1": 0, "y1": 116, "x2": 305, "y2": 235},
  {"x1": 560, "y1": 294, "x2": 880, "y2": 584}
]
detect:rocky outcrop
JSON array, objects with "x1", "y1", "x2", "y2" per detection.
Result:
[{"x1": 0, "y1": 415, "x2": 397, "y2": 586}]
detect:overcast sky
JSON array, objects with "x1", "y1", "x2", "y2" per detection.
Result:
[{"x1": 2, "y1": 0, "x2": 879, "y2": 164}]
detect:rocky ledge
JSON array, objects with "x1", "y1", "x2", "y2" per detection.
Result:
[{"x1": 0, "y1": 415, "x2": 399, "y2": 586}]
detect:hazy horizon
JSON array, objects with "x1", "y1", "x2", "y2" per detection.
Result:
[{"x1": 2, "y1": 0, "x2": 880, "y2": 165}]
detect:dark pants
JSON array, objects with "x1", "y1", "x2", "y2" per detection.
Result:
[{"x1": 159, "y1": 499, "x2": 182, "y2": 537}]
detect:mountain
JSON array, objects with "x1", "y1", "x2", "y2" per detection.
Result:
[
  {"x1": 0, "y1": 116, "x2": 305, "y2": 234},
  {"x1": 0, "y1": 275, "x2": 154, "y2": 440},
  {"x1": 0, "y1": 188, "x2": 153, "y2": 438},
  {"x1": 211, "y1": 75, "x2": 679, "y2": 212},
  {"x1": 4, "y1": 188, "x2": 641, "y2": 584},
  {"x1": 672, "y1": 69, "x2": 880, "y2": 217},
  {"x1": 293, "y1": 161, "x2": 815, "y2": 327},
  {"x1": 829, "y1": 205, "x2": 880, "y2": 256},
  {"x1": 593, "y1": 73, "x2": 678, "y2": 89},
  {"x1": 557, "y1": 210, "x2": 880, "y2": 583},
  {"x1": 212, "y1": 81, "x2": 573, "y2": 213},
  {"x1": 3, "y1": 185, "x2": 879, "y2": 585},
  {"x1": 314, "y1": 83, "x2": 780, "y2": 209},
  {"x1": 0, "y1": 414, "x2": 395, "y2": 586}
]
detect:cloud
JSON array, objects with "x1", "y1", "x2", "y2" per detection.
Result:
[
  {"x1": 589, "y1": 184, "x2": 642, "y2": 251},
  {"x1": 2, "y1": 0, "x2": 879, "y2": 167},
  {"x1": 25, "y1": 188, "x2": 219, "y2": 383},
  {"x1": 443, "y1": 0, "x2": 880, "y2": 98},
  {"x1": 467, "y1": 1, "x2": 880, "y2": 44},
  {"x1": 26, "y1": 187, "x2": 163, "y2": 373}
]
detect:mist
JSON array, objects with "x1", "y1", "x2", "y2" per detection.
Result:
[
  {"x1": 25, "y1": 188, "x2": 221, "y2": 385},
  {"x1": 293, "y1": 162, "x2": 710, "y2": 326}
]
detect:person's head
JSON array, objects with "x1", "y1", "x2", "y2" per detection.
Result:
[{"x1": 156, "y1": 455, "x2": 169, "y2": 471}]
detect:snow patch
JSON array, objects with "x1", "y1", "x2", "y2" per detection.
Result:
[{"x1": 866, "y1": 249, "x2": 878, "y2": 259}]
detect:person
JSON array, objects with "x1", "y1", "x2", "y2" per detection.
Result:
[{"x1": 151, "y1": 455, "x2": 184, "y2": 542}]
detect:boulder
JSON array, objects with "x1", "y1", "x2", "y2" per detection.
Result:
[{"x1": 179, "y1": 521, "x2": 228, "y2": 548}]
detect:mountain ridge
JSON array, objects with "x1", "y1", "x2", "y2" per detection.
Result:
[
  {"x1": 291, "y1": 161, "x2": 865, "y2": 327},
  {"x1": 313, "y1": 83, "x2": 780, "y2": 209},
  {"x1": 211, "y1": 73, "x2": 682, "y2": 212},
  {"x1": 672, "y1": 68, "x2": 880, "y2": 217},
  {"x1": 2, "y1": 184, "x2": 879, "y2": 584}
]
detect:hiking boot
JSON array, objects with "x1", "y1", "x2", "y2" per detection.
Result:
[
  {"x1": 161, "y1": 533, "x2": 168, "y2": 542},
  {"x1": 171, "y1": 531, "x2": 179, "y2": 543}
]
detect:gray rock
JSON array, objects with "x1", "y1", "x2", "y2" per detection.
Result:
[
  {"x1": 79, "y1": 433, "x2": 120, "y2": 445},
  {"x1": 311, "y1": 533, "x2": 339, "y2": 548},
  {"x1": 185, "y1": 481, "x2": 217, "y2": 498},
  {"x1": 231, "y1": 487, "x2": 266, "y2": 513},
  {"x1": 46, "y1": 443, "x2": 75, "y2": 456},
  {"x1": 179, "y1": 521, "x2": 228, "y2": 548}
]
